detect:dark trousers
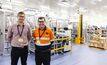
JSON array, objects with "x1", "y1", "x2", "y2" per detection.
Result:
[
  {"x1": 11, "y1": 46, "x2": 28, "y2": 65},
  {"x1": 35, "y1": 50, "x2": 51, "y2": 65}
]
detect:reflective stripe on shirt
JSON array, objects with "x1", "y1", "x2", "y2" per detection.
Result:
[{"x1": 36, "y1": 37, "x2": 50, "y2": 40}]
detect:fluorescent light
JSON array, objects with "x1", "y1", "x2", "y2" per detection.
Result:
[
  {"x1": 2, "y1": 3, "x2": 12, "y2": 9},
  {"x1": 57, "y1": 2, "x2": 70, "y2": 7},
  {"x1": 98, "y1": 0, "x2": 102, "y2": 2},
  {"x1": 6, "y1": 0, "x2": 24, "y2": 6},
  {"x1": 71, "y1": 4, "x2": 77, "y2": 7},
  {"x1": 6, "y1": 0, "x2": 11, "y2": 2},
  {"x1": 11, "y1": 0, "x2": 23, "y2": 4},
  {"x1": 79, "y1": 7, "x2": 87, "y2": 13},
  {"x1": 25, "y1": 11, "x2": 35, "y2": 15},
  {"x1": 40, "y1": 6, "x2": 50, "y2": 11}
]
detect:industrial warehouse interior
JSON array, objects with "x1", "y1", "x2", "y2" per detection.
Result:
[{"x1": 0, "y1": 0, "x2": 107, "y2": 65}]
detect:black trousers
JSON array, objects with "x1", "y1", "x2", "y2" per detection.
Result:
[
  {"x1": 11, "y1": 46, "x2": 28, "y2": 65},
  {"x1": 35, "y1": 50, "x2": 51, "y2": 65}
]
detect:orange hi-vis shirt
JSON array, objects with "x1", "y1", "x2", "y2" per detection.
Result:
[{"x1": 33, "y1": 27, "x2": 54, "y2": 46}]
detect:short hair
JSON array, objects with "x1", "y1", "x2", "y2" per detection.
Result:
[
  {"x1": 17, "y1": 11, "x2": 25, "y2": 16},
  {"x1": 38, "y1": 17, "x2": 46, "y2": 22}
]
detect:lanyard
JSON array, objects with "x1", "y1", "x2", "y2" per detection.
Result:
[
  {"x1": 38, "y1": 26, "x2": 46, "y2": 40},
  {"x1": 17, "y1": 25, "x2": 24, "y2": 37}
]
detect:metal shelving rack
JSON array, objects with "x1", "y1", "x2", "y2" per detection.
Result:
[{"x1": 88, "y1": 26, "x2": 107, "y2": 49}]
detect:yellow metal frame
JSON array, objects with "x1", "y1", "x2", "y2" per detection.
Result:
[
  {"x1": 51, "y1": 37, "x2": 72, "y2": 51},
  {"x1": 75, "y1": 14, "x2": 84, "y2": 44}
]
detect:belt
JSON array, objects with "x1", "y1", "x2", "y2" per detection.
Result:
[{"x1": 12, "y1": 46, "x2": 28, "y2": 49}]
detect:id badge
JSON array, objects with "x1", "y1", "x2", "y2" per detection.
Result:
[
  {"x1": 18, "y1": 38, "x2": 24, "y2": 43},
  {"x1": 37, "y1": 40, "x2": 40, "y2": 44}
]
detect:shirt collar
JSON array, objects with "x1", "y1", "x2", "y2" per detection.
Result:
[{"x1": 17, "y1": 22, "x2": 25, "y2": 26}]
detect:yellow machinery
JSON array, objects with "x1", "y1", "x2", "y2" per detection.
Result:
[{"x1": 75, "y1": 14, "x2": 84, "y2": 44}]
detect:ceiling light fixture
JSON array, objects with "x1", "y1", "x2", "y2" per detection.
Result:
[
  {"x1": 98, "y1": 0, "x2": 102, "y2": 2},
  {"x1": 40, "y1": 5, "x2": 50, "y2": 11},
  {"x1": 57, "y1": 2, "x2": 70, "y2": 7}
]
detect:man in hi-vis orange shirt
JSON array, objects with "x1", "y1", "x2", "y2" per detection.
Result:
[{"x1": 33, "y1": 17, "x2": 54, "y2": 65}]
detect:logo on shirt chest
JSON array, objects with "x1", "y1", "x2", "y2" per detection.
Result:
[
  {"x1": 45, "y1": 32, "x2": 48, "y2": 35},
  {"x1": 45, "y1": 32, "x2": 49, "y2": 37}
]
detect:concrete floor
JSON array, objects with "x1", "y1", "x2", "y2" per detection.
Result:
[{"x1": 0, "y1": 44, "x2": 107, "y2": 65}]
